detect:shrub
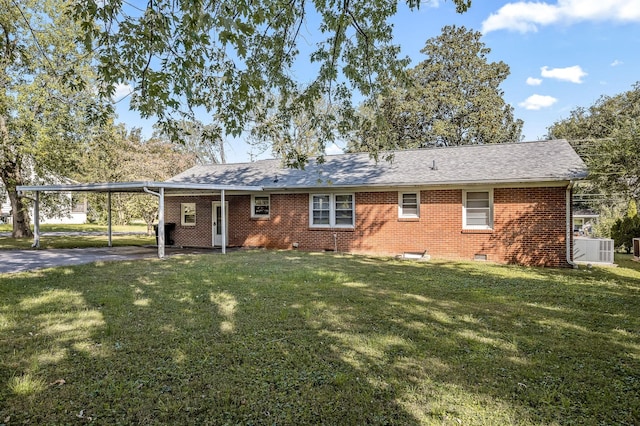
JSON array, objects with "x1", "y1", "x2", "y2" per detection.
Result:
[{"x1": 611, "y1": 214, "x2": 640, "y2": 253}]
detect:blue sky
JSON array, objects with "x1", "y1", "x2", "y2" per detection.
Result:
[{"x1": 114, "y1": 0, "x2": 640, "y2": 163}]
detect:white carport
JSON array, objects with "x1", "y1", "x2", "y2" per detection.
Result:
[{"x1": 16, "y1": 181, "x2": 263, "y2": 258}]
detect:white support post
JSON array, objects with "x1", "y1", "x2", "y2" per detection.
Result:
[
  {"x1": 107, "y1": 192, "x2": 112, "y2": 247},
  {"x1": 221, "y1": 189, "x2": 226, "y2": 254},
  {"x1": 158, "y1": 187, "x2": 165, "y2": 258},
  {"x1": 32, "y1": 191, "x2": 40, "y2": 249},
  {"x1": 143, "y1": 187, "x2": 165, "y2": 259}
]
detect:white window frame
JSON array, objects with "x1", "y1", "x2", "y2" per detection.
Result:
[
  {"x1": 251, "y1": 194, "x2": 270, "y2": 218},
  {"x1": 398, "y1": 192, "x2": 420, "y2": 218},
  {"x1": 309, "y1": 193, "x2": 355, "y2": 228},
  {"x1": 462, "y1": 189, "x2": 493, "y2": 230},
  {"x1": 181, "y1": 202, "x2": 196, "y2": 226}
]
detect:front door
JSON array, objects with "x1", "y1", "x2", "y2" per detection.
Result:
[{"x1": 212, "y1": 201, "x2": 229, "y2": 247}]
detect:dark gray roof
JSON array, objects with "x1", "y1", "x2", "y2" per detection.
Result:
[{"x1": 168, "y1": 139, "x2": 588, "y2": 190}]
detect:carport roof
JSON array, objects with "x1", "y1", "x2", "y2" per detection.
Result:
[{"x1": 17, "y1": 181, "x2": 263, "y2": 193}]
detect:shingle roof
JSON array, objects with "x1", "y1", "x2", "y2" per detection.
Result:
[{"x1": 168, "y1": 139, "x2": 588, "y2": 190}]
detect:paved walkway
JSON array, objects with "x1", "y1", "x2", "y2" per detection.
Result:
[
  {"x1": 0, "y1": 247, "x2": 160, "y2": 274},
  {"x1": 0, "y1": 246, "x2": 219, "y2": 274}
]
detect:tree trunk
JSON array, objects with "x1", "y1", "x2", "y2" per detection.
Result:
[
  {"x1": 8, "y1": 185, "x2": 33, "y2": 239},
  {"x1": 0, "y1": 115, "x2": 33, "y2": 238},
  {"x1": 0, "y1": 170, "x2": 33, "y2": 239}
]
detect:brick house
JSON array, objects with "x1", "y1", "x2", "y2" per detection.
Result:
[{"x1": 165, "y1": 139, "x2": 587, "y2": 267}]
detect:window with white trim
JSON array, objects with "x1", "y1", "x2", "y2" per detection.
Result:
[
  {"x1": 463, "y1": 190, "x2": 493, "y2": 229},
  {"x1": 251, "y1": 195, "x2": 270, "y2": 218},
  {"x1": 398, "y1": 192, "x2": 420, "y2": 218},
  {"x1": 181, "y1": 203, "x2": 196, "y2": 226},
  {"x1": 310, "y1": 194, "x2": 355, "y2": 228}
]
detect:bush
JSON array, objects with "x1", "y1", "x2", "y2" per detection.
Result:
[{"x1": 611, "y1": 215, "x2": 640, "y2": 253}]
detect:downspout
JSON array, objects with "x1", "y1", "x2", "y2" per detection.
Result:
[
  {"x1": 143, "y1": 187, "x2": 165, "y2": 258},
  {"x1": 566, "y1": 183, "x2": 577, "y2": 268},
  {"x1": 220, "y1": 189, "x2": 226, "y2": 254}
]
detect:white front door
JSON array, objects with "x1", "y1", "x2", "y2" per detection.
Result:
[{"x1": 212, "y1": 201, "x2": 229, "y2": 247}]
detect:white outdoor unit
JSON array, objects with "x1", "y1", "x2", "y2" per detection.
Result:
[{"x1": 573, "y1": 237, "x2": 614, "y2": 264}]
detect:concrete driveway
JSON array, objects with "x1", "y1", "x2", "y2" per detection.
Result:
[{"x1": 0, "y1": 246, "x2": 161, "y2": 274}]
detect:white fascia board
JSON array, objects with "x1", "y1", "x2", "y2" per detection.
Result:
[{"x1": 17, "y1": 181, "x2": 264, "y2": 193}]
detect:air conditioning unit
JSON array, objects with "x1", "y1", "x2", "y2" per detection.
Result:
[
  {"x1": 633, "y1": 238, "x2": 640, "y2": 262},
  {"x1": 574, "y1": 237, "x2": 614, "y2": 264}
]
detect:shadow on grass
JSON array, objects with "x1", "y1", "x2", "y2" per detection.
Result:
[{"x1": 1, "y1": 251, "x2": 639, "y2": 424}]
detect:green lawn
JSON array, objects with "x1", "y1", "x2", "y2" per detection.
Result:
[
  {"x1": 0, "y1": 223, "x2": 148, "y2": 233},
  {"x1": 1, "y1": 251, "x2": 638, "y2": 425},
  {"x1": 0, "y1": 224, "x2": 154, "y2": 249}
]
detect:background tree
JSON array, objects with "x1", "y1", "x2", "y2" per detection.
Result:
[
  {"x1": 548, "y1": 82, "x2": 640, "y2": 238},
  {"x1": 0, "y1": 0, "x2": 103, "y2": 237},
  {"x1": 247, "y1": 93, "x2": 346, "y2": 166},
  {"x1": 152, "y1": 120, "x2": 226, "y2": 165},
  {"x1": 549, "y1": 82, "x2": 640, "y2": 205},
  {"x1": 71, "y1": 0, "x2": 472, "y2": 166},
  {"x1": 79, "y1": 123, "x2": 195, "y2": 234},
  {"x1": 610, "y1": 200, "x2": 640, "y2": 253},
  {"x1": 350, "y1": 25, "x2": 522, "y2": 152}
]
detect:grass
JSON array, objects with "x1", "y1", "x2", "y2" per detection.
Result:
[
  {"x1": 0, "y1": 223, "x2": 148, "y2": 233},
  {"x1": 0, "y1": 251, "x2": 639, "y2": 425},
  {"x1": 0, "y1": 224, "x2": 154, "y2": 249}
]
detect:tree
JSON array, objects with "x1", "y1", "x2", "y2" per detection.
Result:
[
  {"x1": 152, "y1": 120, "x2": 226, "y2": 165},
  {"x1": 548, "y1": 82, "x2": 640, "y2": 210},
  {"x1": 247, "y1": 93, "x2": 345, "y2": 166},
  {"x1": 611, "y1": 200, "x2": 640, "y2": 253},
  {"x1": 1, "y1": 0, "x2": 103, "y2": 237},
  {"x1": 79, "y1": 122, "x2": 195, "y2": 234},
  {"x1": 71, "y1": 0, "x2": 472, "y2": 166},
  {"x1": 350, "y1": 25, "x2": 522, "y2": 152}
]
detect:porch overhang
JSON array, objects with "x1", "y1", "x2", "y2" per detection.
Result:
[{"x1": 17, "y1": 181, "x2": 264, "y2": 258}]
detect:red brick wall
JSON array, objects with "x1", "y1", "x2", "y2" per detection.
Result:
[{"x1": 165, "y1": 186, "x2": 571, "y2": 267}]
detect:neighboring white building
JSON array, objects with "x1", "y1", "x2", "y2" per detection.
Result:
[
  {"x1": 0, "y1": 189, "x2": 87, "y2": 225},
  {"x1": 573, "y1": 209, "x2": 599, "y2": 236}
]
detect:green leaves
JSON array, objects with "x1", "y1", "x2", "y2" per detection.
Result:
[
  {"x1": 550, "y1": 82, "x2": 640, "y2": 207},
  {"x1": 71, "y1": 0, "x2": 472, "y2": 161},
  {"x1": 351, "y1": 25, "x2": 522, "y2": 153},
  {"x1": 1, "y1": 0, "x2": 108, "y2": 236}
]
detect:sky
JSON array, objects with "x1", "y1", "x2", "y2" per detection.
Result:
[{"x1": 113, "y1": 0, "x2": 640, "y2": 163}]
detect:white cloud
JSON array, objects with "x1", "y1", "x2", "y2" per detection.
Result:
[
  {"x1": 611, "y1": 59, "x2": 624, "y2": 67},
  {"x1": 482, "y1": 0, "x2": 640, "y2": 33},
  {"x1": 112, "y1": 83, "x2": 133, "y2": 101},
  {"x1": 526, "y1": 77, "x2": 543, "y2": 86},
  {"x1": 540, "y1": 65, "x2": 587, "y2": 83},
  {"x1": 422, "y1": 0, "x2": 441, "y2": 8},
  {"x1": 519, "y1": 94, "x2": 558, "y2": 110},
  {"x1": 325, "y1": 143, "x2": 344, "y2": 156}
]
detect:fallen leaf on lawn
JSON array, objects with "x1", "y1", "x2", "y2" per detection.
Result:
[{"x1": 50, "y1": 379, "x2": 66, "y2": 386}]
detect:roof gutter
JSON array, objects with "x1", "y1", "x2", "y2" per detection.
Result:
[{"x1": 566, "y1": 182, "x2": 578, "y2": 269}]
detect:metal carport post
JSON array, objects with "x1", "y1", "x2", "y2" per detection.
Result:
[{"x1": 143, "y1": 186, "x2": 165, "y2": 258}]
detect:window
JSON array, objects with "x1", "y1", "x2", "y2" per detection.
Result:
[
  {"x1": 181, "y1": 203, "x2": 196, "y2": 226},
  {"x1": 310, "y1": 194, "x2": 354, "y2": 228},
  {"x1": 399, "y1": 192, "x2": 420, "y2": 218},
  {"x1": 252, "y1": 195, "x2": 270, "y2": 218},
  {"x1": 463, "y1": 190, "x2": 492, "y2": 229}
]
